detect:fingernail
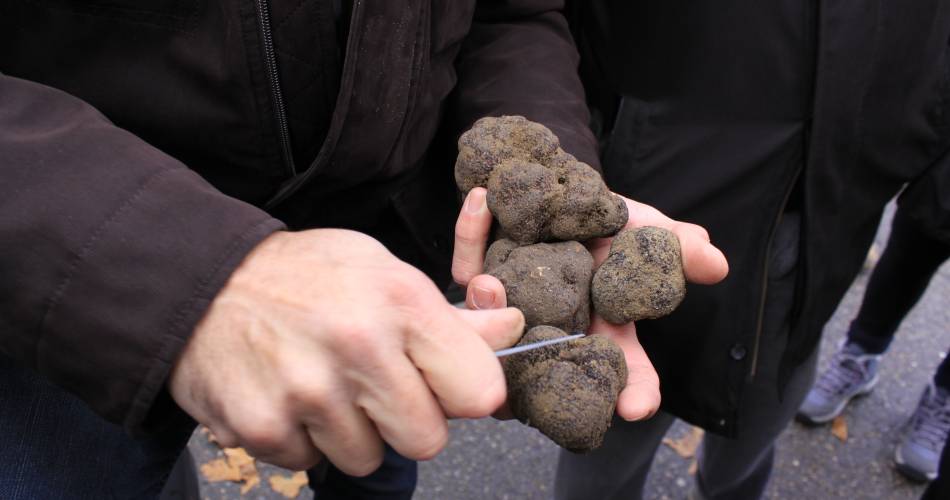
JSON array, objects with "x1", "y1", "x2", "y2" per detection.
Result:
[
  {"x1": 472, "y1": 286, "x2": 494, "y2": 310},
  {"x1": 464, "y1": 190, "x2": 487, "y2": 214}
]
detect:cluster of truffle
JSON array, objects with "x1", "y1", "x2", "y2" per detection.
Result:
[{"x1": 455, "y1": 116, "x2": 687, "y2": 452}]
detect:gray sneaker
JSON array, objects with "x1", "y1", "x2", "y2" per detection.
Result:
[
  {"x1": 894, "y1": 383, "x2": 950, "y2": 482},
  {"x1": 797, "y1": 343, "x2": 881, "y2": 424}
]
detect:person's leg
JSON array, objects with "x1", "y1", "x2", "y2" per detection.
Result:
[
  {"x1": 799, "y1": 208, "x2": 950, "y2": 424},
  {"x1": 692, "y1": 211, "x2": 806, "y2": 500},
  {"x1": 696, "y1": 347, "x2": 818, "y2": 499},
  {"x1": 0, "y1": 355, "x2": 195, "y2": 499},
  {"x1": 308, "y1": 444, "x2": 417, "y2": 500},
  {"x1": 847, "y1": 207, "x2": 950, "y2": 353},
  {"x1": 934, "y1": 353, "x2": 950, "y2": 393},
  {"x1": 921, "y1": 421, "x2": 950, "y2": 499},
  {"x1": 893, "y1": 350, "x2": 950, "y2": 482},
  {"x1": 553, "y1": 412, "x2": 676, "y2": 500}
]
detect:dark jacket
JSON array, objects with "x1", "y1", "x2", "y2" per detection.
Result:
[
  {"x1": 569, "y1": 0, "x2": 950, "y2": 436},
  {"x1": 0, "y1": 0, "x2": 597, "y2": 433}
]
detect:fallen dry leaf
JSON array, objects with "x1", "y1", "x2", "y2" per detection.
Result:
[
  {"x1": 199, "y1": 458, "x2": 242, "y2": 483},
  {"x1": 662, "y1": 426, "x2": 704, "y2": 459},
  {"x1": 223, "y1": 448, "x2": 256, "y2": 474},
  {"x1": 241, "y1": 474, "x2": 260, "y2": 495},
  {"x1": 831, "y1": 415, "x2": 848, "y2": 442},
  {"x1": 200, "y1": 447, "x2": 261, "y2": 494},
  {"x1": 269, "y1": 471, "x2": 309, "y2": 498}
]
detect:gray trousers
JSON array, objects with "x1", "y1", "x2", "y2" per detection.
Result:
[{"x1": 555, "y1": 213, "x2": 818, "y2": 500}]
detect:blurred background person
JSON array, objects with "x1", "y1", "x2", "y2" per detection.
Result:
[
  {"x1": 799, "y1": 165, "x2": 950, "y2": 483},
  {"x1": 555, "y1": 1, "x2": 950, "y2": 499}
]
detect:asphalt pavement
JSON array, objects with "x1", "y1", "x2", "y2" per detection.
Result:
[{"x1": 193, "y1": 205, "x2": 950, "y2": 499}]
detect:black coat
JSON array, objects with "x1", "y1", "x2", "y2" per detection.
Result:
[
  {"x1": 569, "y1": 0, "x2": 950, "y2": 436},
  {"x1": 0, "y1": 0, "x2": 597, "y2": 432}
]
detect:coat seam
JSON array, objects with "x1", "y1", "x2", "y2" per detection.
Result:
[
  {"x1": 36, "y1": 167, "x2": 179, "y2": 367},
  {"x1": 273, "y1": 0, "x2": 310, "y2": 31}
]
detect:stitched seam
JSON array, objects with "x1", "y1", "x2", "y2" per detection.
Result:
[
  {"x1": 27, "y1": 0, "x2": 197, "y2": 32},
  {"x1": 274, "y1": 0, "x2": 310, "y2": 31},
  {"x1": 32, "y1": 0, "x2": 191, "y2": 20},
  {"x1": 380, "y1": 1, "x2": 427, "y2": 168},
  {"x1": 275, "y1": 48, "x2": 321, "y2": 111},
  {"x1": 276, "y1": 46, "x2": 319, "y2": 70},
  {"x1": 127, "y1": 217, "x2": 281, "y2": 427},
  {"x1": 36, "y1": 167, "x2": 178, "y2": 362}
]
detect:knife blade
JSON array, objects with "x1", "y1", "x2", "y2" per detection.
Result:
[{"x1": 494, "y1": 333, "x2": 585, "y2": 357}]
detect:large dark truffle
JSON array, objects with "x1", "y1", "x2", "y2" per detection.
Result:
[
  {"x1": 592, "y1": 226, "x2": 687, "y2": 324},
  {"x1": 455, "y1": 116, "x2": 628, "y2": 244},
  {"x1": 503, "y1": 326, "x2": 627, "y2": 452},
  {"x1": 485, "y1": 239, "x2": 594, "y2": 333}
]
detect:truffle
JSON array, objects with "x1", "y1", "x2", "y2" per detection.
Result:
[
  {"x1": 592, "y1": 226, "x2": 686, "y2": 324},
  {"x1": 455, "y1": 116, "x2": 628, "y2": 244},
  {"x1": 503, "y1": 326, "x2": 627, "y2": 452},
  {"x1": 485, "y1": 239, "x2": 594, "y2": 333}
]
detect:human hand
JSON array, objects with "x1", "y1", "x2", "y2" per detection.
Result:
[
  {"x1": 452, "y1": 188, "x2": 728, "y2": 421},
  {"x1": 169, "y1": 229, "x2": 525, "y2": 474}
]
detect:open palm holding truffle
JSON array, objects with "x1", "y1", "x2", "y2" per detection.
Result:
[
  {"x1": 454, "y1": 190, "x2": 728, "y2": 423},
  {"x1": 452, "y1": 117, "x2": 729, "y2": 451}
]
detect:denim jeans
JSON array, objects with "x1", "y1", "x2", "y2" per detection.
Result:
[
  {"x1": 309, "y1": 445, "x2": 417, "y2": 500},
  {"x1": 0, "y1": 355, "x2": 193, "y2": 499}
]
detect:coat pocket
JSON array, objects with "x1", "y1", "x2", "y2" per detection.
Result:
[{"x1": 602, "y1": 96, "x2": 655, "y2": 194}]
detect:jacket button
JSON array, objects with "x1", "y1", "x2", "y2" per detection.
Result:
[{"x1": 730, "y1": 343, "x2": 747, "y2": 361}]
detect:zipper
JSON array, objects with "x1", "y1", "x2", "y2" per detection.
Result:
[
  {"x1": 749, "y1": 0, "x2": 820, "y2": 379},
  {"x1": 265, "y1": 0, "x2": 363, "y2": 209},
  {"x1": 748, "y1": 167, "x2": 802, "y2": 378},
  {"x1": 255, "y1": 0, "x2": 296, "y2": 177}
]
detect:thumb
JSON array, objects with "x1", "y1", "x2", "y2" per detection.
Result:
[
  {"x1": 455, "y1": 307, "x2": 525, "y2": 350},
  {"x1": 465, "y1": 274, "x2": 507, "y2": 310}
]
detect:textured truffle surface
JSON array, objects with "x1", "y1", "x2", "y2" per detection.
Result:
[
  {"x1": 455, "y1": 116, "x2": 627, "y2": 244},
  {"x1": 485, "y1": 239, "x2": 594, "y2": 333},
  {"x1": 503, "y1": 326, "x2": 628, "y2": 452},
  {"x1": 592, "y1": 226, "x2": 687, "y2": 323}
]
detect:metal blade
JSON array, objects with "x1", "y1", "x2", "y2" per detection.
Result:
[{"x1": 494, "y1": 333, "x2": 585, "y2": 357}]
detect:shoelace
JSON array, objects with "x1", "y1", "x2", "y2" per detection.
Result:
[
  {"x1": 910, "y1": 391, "x2": 950, "y2": 451},
  {"x1": 815, "y1": 353, "x2": 869, "y2": 397}
]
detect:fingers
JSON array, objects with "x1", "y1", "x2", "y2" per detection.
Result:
[
  {"x1": 452, "y1": 188, "x2": 493, "y2": 286},
  {"x1": 405, "y1": 305, "x2": 516, "y2": 418},
  {"x1": 671, "y1": 221, "x2": 729, "y2": 284},
  {"x1": 621, "y1": 196, "x2": 729, "y2": 285},
  {"x1": 589, "y1": 316, "x2": 661, "y2": 422},
  {"x1": 465, "y1": 274, "x2": 507, "y2": 310},
  {"x1": 455, "y1": 307, "x2": 524, "y2": 349},
  {"x1": 303, "y1": 403, "x2": 386, "y2": 477},
  {"x1": 219, "y1": 397, "x2": 324, "y2": 470},
  {"x1": 354, "y1": 356, "x2": 450, "y2": 461},
  {"x1": 246, "y1": 423, "x2": 324, "y2": 471}
]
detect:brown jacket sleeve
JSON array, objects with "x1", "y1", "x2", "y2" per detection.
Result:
[
  {"x1": 452, "y1": 0, "x2": 600, "y2": 169},
  {"x1": 0, "y1": 75, "x2": 284, "y2": 433}
]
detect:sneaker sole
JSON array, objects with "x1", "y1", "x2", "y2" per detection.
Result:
[
  {"x1": 894, "y1": 446, "x2": 937, "y2": 482},
  {"x1": 795, "y1": 373, "x2": 880, "y2": 425}
]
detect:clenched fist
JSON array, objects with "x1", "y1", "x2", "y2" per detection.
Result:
[{"x1": 169, "y1": 229, "x2": 525, "y2": 474}]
